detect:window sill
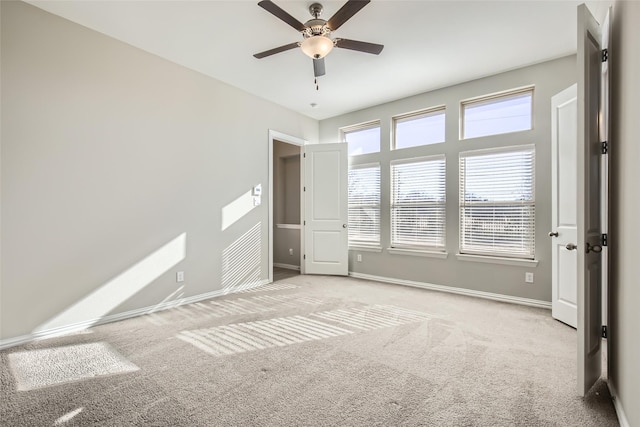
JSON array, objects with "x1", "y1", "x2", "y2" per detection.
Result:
[
  {"x1": 387, "y1": 248, "x2": 448, "y2": 259},
  {"x1": 349, "y1": 245, "x2": 383, "y2": 253},
  {"x1": 456, "y1": 253, "x2": 539, "y2": 267}
]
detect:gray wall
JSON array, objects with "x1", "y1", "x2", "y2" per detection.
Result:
[
  {"x1": 273, "y1": 141, "x2": 301, "y2": 267},
  {"x1": 609, "y1": 1, "x2": 640, "y2": 425},
  {"x1": 319, "y1": 56, "x2": 577, "y2": 302},
  {"x1": 0, "y1": 1, "x2": 317, "y2": 341}
]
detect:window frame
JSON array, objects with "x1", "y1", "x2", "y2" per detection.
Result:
[
  {"x1": 340, "y1": 120, "x2": 381, "y2": 156},
  {"x1": 392, "y1": 105, "x2": 446, "y2": 150},
  {"x1": 458, "y1": 144, "x2": 536, "y2": 260},
  {"x1": 390, "y1": 155, "x2": 447, "y2": 251},
  {"x1": 460, "y1": 86, "x2": 534, "y2": 140},
  {"x1": 348, "y1": 162, "x2": 381, "y2": 248}
]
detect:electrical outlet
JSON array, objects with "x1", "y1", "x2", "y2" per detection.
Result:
[
  {"x1": 177, "y1": 271, "x2": 185, "y2": 283},
  {"x1": 357, "y1": 254, "x2": 362, "y2": 262},
  {"x1": 525, "y1": 272, "x2": 534, "y2": 283},
  {"x1": 289, "y1": 248, "x2": 293, "y2": 256}
]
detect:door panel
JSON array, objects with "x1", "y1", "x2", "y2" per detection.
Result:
[
  {"x1": 304, "y1": 143, "x2": 348, "y2": 275},
  {"x1": 576, "y1": 3, "x2": 603, "y2": 397},
  {"x1": 551, "y1": 84, "x2": 578, "y2": 328}
]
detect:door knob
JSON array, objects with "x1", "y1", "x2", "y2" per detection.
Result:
[
  {"x1": 549, "y1": 231, "x2": 559, "y2": 237},
  {"x1": 586, "y1": 243, "x2": 602, "y2": 253},
  {"x1": 342, "y1": 224, "x2": 347, "y2": 228},
  {"x1": 566, "y1": 243, "x2": 578, "y2": 251}
]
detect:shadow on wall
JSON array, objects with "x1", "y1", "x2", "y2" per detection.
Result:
[{"x1": 33, "y1": 233, "x2": 187, "y2": 335}]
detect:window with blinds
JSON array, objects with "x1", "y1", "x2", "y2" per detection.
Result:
[
  {"x1": 391, "y1": 156, "x2": 446, "y2": 250},
  {"x1": 459, "y1": 146, "x2": 535, "y2": 259},
  {"x1": 348, "y1": 164, "x2": 381, "y2": 246}
]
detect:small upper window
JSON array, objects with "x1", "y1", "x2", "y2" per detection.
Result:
[
  {"x1": 393, "y1": 107, "x2": 446, "y2": 150},
  {"x1": 341, "y1": 121, "x2": 380, "y2": 156},
  {"x1": 461, "y1": 87, "x2": 533, "y2": 140}
]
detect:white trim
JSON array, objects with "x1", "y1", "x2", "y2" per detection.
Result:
[
  {"x1": 268, "y1": 129, "x2": 307, "y2": 283},
  {"x1": 349, "y1": 245, "x2": 383, "y2": 253},
  {"x1": 275, "y1": 223, "x2": 301, "y2": 229},
  {"x1": 456, "y1": 253, "x2": 539, "y2": 267},
  {"x1": 273, "y1": 263, "x2": 301, "y2": 271},
  {"x1": 608, "y1": 382, "x2": 631, "y2": 427},
  {"x1": 348, "y1": 272, "x2": 551, "y2": 309},
  {"x1": 387, "y1": 248, "x2": 448, "y2": 259},
  {"x1": 0, "y1": 279, "x2": 269, "y2": 351}
]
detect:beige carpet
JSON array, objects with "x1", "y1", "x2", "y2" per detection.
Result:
[{"x1": 0, "y1": 273, "x2": 618, "y2": 426}]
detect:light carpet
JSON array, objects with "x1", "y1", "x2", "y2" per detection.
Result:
[{"x1": 0, "y1": 273, "x2": 618, "y2": 426}]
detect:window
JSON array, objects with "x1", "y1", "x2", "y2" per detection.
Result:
[
  {"x1": 459, "y1": 146, "x2": 535, "y2": 259},
  {"x1": 341, "y1": 121, "x2": 380, "y2": 156},
  {"x1": 391, "y1": 156, "x2": 446, "y2": 250},
  {"x1": 393, "y1": 107, "x2": 445, "y2": 149},
  {"x1": 348, "y1": 164, "x2": 380, "y2": 246},
  {"x1": 461, "y1": 87, "x2": 533, "y2": 139}
]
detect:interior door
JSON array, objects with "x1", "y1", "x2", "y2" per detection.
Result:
[
  {"x1": 576, "y1": 3, "x2": 604, "y2": 397},
  {"x1": 550, "y1": 84, "x2": 578, "y2": 328},
  {"x1": 303, "y1": 143, "x2": 348, "y2": 275}
]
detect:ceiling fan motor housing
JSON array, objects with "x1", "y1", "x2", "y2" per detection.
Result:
[
  {"x1": 303, "y1": 19, "x2": 331, "y2": 38},
  {"x1": 309, "y1": 3, "x2": 324, "y2": 18}
]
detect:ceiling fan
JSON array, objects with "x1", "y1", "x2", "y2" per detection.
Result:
[{"x1": 253, "y1": 0, "x2": 384, "y2": 81}]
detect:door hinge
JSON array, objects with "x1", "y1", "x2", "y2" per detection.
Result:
[
  {"x1": 303, "y1": 153, "x2": 306, "y2": 158},
  {"x1": 602, "y1": 325, "x2": 608, "y2": 339},
  {"x1": 303, "y1": 220, "x2": 306, "y2": 226},
  {"x1": 303, "y1": 186, "x2": 306, "y2": 192},
  {"x1": 601, "y1": 141, "x2": 608, "y2": 154},
  {"x1": 303, "y1": 254, "x2": 306, "y2": 260},
  {"x1": 602, "y1": 233, "x2": 608, "y2": 247},
  {"x1": 602, "y1": 49, "x2": 608, "y2": 62}
]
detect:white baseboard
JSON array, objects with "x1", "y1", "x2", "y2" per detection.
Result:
[
  {"x1": 348, "y1": 272, "x2": 552, "y2": 310},
  {"x1": 608, "y1": 382, "x2": 631, "y2": 427},
  {"x1": 0, "y1": 279, "x2": 269, "y2": 351},
  {"x1": 273, "y1": 263, "x2": 300, "y2": 271}
]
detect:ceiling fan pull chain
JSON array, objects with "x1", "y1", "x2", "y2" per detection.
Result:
[{"x1": 315, "y1": 78, "x2": 319, "y2": 91}]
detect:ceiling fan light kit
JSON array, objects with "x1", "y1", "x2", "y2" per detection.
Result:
[
  {"x1": 300, "y1": 35, "x2": 334, "y2": 59},
  {"x1": 254, "y1": 0, "x2": 384, "y2": 85}
]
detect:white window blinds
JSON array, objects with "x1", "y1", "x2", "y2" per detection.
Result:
[
  {"x1": 348, "y1": 164, "x2": 380, "y2": 246},
  {"x1": 391, "y1": 156, "x2": 446, "y2": 249},
  {"x1": 459, "y1": 146, "x2": 535, "y2": 259}
]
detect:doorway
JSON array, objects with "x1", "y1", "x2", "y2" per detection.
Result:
[{"x1": 268, "y1": 130, "x2": 306, "y2": 283}]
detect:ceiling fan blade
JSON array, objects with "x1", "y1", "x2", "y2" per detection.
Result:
[
  {"x1": 313, "y1": 58, "x2": 326, "y2": 77},
  {"x1": 327, "y1": 0, "x2": 370, "y2": 31},
  {"x1": 335, "y1": 38, "x2": 384, "y2": 55},
  {"x1": 253, "y1": 42, "x2": 299, "y2": 59},
  {"x1": 258, "y1": 0, "x2": 306, "y2": 32}
]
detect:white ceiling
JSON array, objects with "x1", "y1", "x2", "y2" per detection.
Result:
[{"x1": 28, "y1": 1, "x2": 599, "y2": 120}]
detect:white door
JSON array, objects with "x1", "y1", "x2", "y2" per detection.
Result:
[
  {"x1": 303, "y1": 143, "x2": 348, "y2": 275},
  {"x1": 576, "y1": 3, "x2": 605, "y2": 397},
  {"x1": 551, "y1": 84, "x2": 578, "y2": 328}
]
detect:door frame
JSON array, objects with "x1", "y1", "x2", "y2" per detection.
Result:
[{"x1": 268, "y1": 130, "x2": 307, "y2": 283}]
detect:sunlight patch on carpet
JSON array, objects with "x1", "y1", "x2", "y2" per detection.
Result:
[
  {"x1": 54, "y1": 407, "x2": 84, "y2": 425},
  {"x1": 310, "y1": 305, "x2": 433, "y2": 331},
  {"x1": 144, "y1": 293, "x2": 326, "y2": 325},
  {"x1": 8, "y1": 342, "x2": 139, "y2": 391},
  {"x1": 177, "y1": 315, "x2": 353, "y2": 357},
  {"x1": 235, "y1": 282, "x2": 299, "y2": 293},
  {"x1": 177, "y1": 304, "x2": 433, "y2": 357}
]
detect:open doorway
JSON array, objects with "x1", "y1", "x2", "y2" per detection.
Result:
[{"x1": 268, "y1": 130, "x2": 306, "y2": 283}]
